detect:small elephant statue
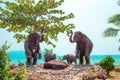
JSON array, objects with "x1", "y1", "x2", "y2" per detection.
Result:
[
  {"x1": 63, "y1": 54, "x2": 76, "y2": 64},
  {"x1": 69, "y1": 31, "x2": 93, "y2": 65},
  {"x1": 24, "y1": 29, "x2": 44, "y2": 65},
  {"x1": 44, "y1": 53, "x2": 56, "y2": 62}
]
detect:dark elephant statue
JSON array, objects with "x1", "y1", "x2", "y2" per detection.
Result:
[
  {"x1": 63, "y1": 54, "x2": 76, "y2": 64},
  {"x1": 24, "y1": 29, "x2": 44, "y2": 65},
  {"x1": 45, "y1": 53, "x2": 56, "y2": 62},
  {"x1": 69, "y1": 31, "x2": 93, "y2": 64}
]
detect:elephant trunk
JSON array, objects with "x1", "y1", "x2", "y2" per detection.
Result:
[
  {"x1": 69, "y1": 31, "x2": 75, "y2": 43},
  {"x1": 40, "y1": 29, "x2": 44, "y2": 42},
  {"x1": 41, "y1": 34, "x2": 44, "y2": 42}
]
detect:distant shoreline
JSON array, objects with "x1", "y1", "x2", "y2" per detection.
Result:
[{"x1": 7, "y1": 50, "x2": 120, "y2": 65}]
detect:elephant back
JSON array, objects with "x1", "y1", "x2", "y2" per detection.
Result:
[
  {"x1": 45, "y1": 53, "x2": 56, "y2": 62},
  {"x1": 68, "y1": 54, "x2": 76, "y2": 60}
]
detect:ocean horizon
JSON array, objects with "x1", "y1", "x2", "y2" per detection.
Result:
[{"x1": 7, "y1": 50, "x2": 120, "y2": 65}]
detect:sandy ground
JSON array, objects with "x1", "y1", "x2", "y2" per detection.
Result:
[{"x1": 26, "y1": 65, "x2": 96, "y2": 80}]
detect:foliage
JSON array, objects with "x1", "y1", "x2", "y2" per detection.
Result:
[
  {"x1": 103, "y1": 13, "x2": 120, "y2": 38},
  {"x1": 14, "y1": 66, "x2": 28, "y2": 80},
  {"x1": 103, "y1": 28, "x2": 119, "y2": 37},
  {"x1": 99, "y1": 55, "x2": 115, "y2": 76},
  {"x1": 44, "y1": 48, "x2": 53, "y2": 54},
  {"x1": 0, "y1": 42, "x2": 28, "y2": 80},
  {"x1": 103, "y1": 0, "x2": 120, "y2": 50},
  {"x1": 0, "y1": 0, "x2": 75, "y2": 47},
  {"x1": 0, "y1": 41, "x2": 12, "y2": 80}
]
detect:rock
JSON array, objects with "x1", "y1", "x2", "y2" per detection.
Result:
[
  {"x1": 97, "y1": 69, "x2": 107, "y2": 79},
  {"x1": 28, "y1": 74, "x2": 38, "y2": 80},
  {"x1": 43, "y1": 59, "x2": 68, "y2": 70},
  {"x1": 82, "y1": 74, "x2": 96, "y2": 80},
  {"x1": 91, "y1": 65, "x2": 101, "y2": 71},
  {"x1": 10, "y1": 64, "x2": 17, "y2": 69},
  {"x1": 88, "y1": 75, "x2": 96, "y2": 80},
  {"x1": 18, "y1": 62, "x2": 24, "y2": 66},
  {"x1": 94, "y1": 63, "x2": 99, "y2": 65},
  {"x1": 115, "y1": 68, "x2": 120, "y2": 72}
]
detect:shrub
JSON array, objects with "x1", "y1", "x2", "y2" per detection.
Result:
[
  {"x1": 14, "y1": 66, "x2": 28, "y2": 80},
  {"x1": 0, "y1": 41, "x2": 12, "y2": 80},
  {"x1": 0, "y1": 42, "x2": 28, "y2": 80},
  {"x1": 99, "y1": 55, "x2": 115, "y2": 76},
  {"x1": 44, "y1": 48, "x2": 53, "y2": 54}
]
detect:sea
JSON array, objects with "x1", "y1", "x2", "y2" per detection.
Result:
[{"x1": 7, "y1": 50, "x2": 120, "y2": 65}]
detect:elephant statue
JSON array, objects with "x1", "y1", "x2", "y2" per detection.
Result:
[
  {"x1": 69, "y1": 31, "x2": 93, "y2": 65},
  {"x1": 44, "y1": 53, "x2": 56, "y2": 62},
  {"x1": 63, "y1": 54, "x2": 76, "y2": 64},
  {"x1": 24, "y1": 29, "x2": 44, "y2": 65}
]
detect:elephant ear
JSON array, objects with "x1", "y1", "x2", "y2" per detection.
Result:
[
  {"x1": 28, "y1": 33, "x2": 36, "y2": 42},
  {"x1": 77, "y1": 31, "x2": 87, "y2": 43},
  {"x1": 33, "y1": 32, "x2": 41, "y2": 40},
  {"x1": 64, "y1": 55, "x2": 68, "y2": 59},
  {"x1": 81, "y1": 34, "x2": 87, "y2": 43}
]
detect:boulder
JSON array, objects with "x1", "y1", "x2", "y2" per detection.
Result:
[
  {"x1": 91, "y1": 65, "x2": 101, "y2": 71},
  {"x1": 94, "y1": 63, "x2": 99, "y2": 65},
  {"x1": 82, "y1": 73, "x2": 96, "y2": 80},
  {"x1": 18, "y1": 62, "x2": 24, "y2": 66},
  {"x1": 43, "y1": 59, "x2": 68, "y2": 70},
  {"x1": 97, "y1": 69, "x2": 107, "y2": 79},
  {"x1": 10, "y1": 64, "x2": 17, "y2": 69},
  {"x1": 28, "y1": 74, "x2": 38, "y2": 80}
]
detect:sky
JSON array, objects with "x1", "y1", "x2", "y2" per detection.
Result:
[{"x1": 0, "y1": 0, "x2": 120, "y2": 55}]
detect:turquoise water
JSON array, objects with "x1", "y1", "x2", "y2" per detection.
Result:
[{"x1": 7, "y1": 51, "x2": 120, "y2": 65}]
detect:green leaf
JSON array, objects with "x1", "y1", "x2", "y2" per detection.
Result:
[
  {"x1": 99, "y1": 55, "x2": 115, "y2": 76},
  {"x1": 103, "y1": 27, "x2": 119, "y2": 37},
  {"x1": 108, "y1": 14, "x2": 120, "y2": 27},
  {"x1": 0, "y1": 0, "x2": 75, "y2": 47}
]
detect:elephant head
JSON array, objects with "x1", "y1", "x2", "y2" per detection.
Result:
[
  {"x1": 63, "y1": 55, "x2": 69, "y2": 60},
  {"x1": 28, "y1": 29, "x2": 44, "y2": 43},
  {"x1": 69, "y1": 30, "x2": 87, "y2": 43},
  {"x1": 45, "y1": 53, "x2": 56, "y2": 62}
]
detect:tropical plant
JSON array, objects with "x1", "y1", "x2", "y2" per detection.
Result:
[
  {"x1": 99, "y1": 55, "x2": 115, "y2": 76},
  {"x1": 103, "y1": 1, "x2": 120, "y2": 50},
  {"x1": 0, "y1": 41, "x2": 12, "y2": 80},
  {"x1": 44, "y1": 48, "x2": 53, "y2": 54},
  {"x1": 14, "y1": 66, "x2": 28, "y2": 80},
  {"x1": 0, "y1": 42, "x2": 28, "y2": 80},
  {"x1": 0, "y1": 0, "x2": 75, "y2": 47}
]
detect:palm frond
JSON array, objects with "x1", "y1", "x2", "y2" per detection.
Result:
[
  {"x1": 103, "y1": 28, "x2": 119, "y2": 37},
  {"x1": 108, "y1": 14, "x2": 120, "y2": 27}
]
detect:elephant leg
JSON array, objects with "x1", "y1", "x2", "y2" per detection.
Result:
[
  {"x1": 85, "y1": 55, "x2": 90, "y2": 64},
  {"x1": 67, "y1": 59, "x2": 69, "y2": 64},
  {"x1": 38, "y1": 53, "x2": 41, "y2": 59},
  {"x1": 79, "y1": 54, "x2": 83, "y2": 64},
  {"x1": 33, "y1": 53, "x2": 37, "y2": 65},
  {"x1": 26, "y1": 58, "x2": 29, "y2": 65},
  {"x1": 75, "y1": 60, "x2": 77, "y2": 64},
  {"x1": 45, "y1": 59, "x2": 47, "y2": 62},
  {"x1": 27, "y1": 58, "x2": 32, "y2": 65}
]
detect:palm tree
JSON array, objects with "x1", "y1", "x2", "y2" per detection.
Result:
[
  {"x1": 103, "y1": 14, "x2": 120, "y2": 37},
  {"x1": 103, "y1": 1, "x2": 120, "y2": 50}
]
